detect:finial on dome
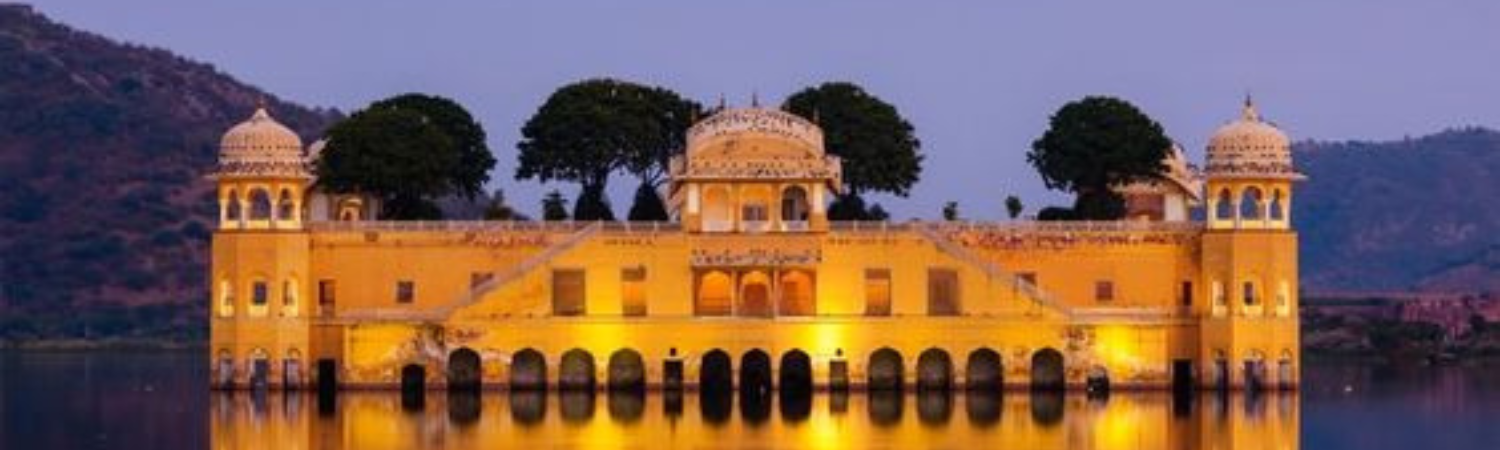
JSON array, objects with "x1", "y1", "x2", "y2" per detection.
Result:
[{"x1": 1242, "y1": 94, "x2": 1260, "y2": 122}]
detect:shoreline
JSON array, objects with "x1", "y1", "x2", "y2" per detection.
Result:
[{"x1": 0, "y1": 338, "x2": 206, "y2": 351}]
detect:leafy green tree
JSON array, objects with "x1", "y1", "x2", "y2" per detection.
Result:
[
  {"x1": 783, "y1": 82, "x2": 923, "y2": 204},
  {"x1": 1028, "y1": 96, "x2": 1171, "y2": 220},
  {"x1": 541, "y1": 190, "x2": 570, "y2": 221},
  {"x1": 942, "y1": 201, "x2": 960, "y2": 221},
  {"x1": 516, "y1": 79, "x2": 701, "y2": 221},
  {"x1": 317, "y1": 94, "x2": 494, "y2": 220},
  {"x1": 627, "y1": 182, "x2": 670, "y2": 221},
  {"x1": 867, "y1": 203, "x2": 891, "y2": 221},
  {"x1": 828, "y1": 193, "x2": 870, "y2": 221},
  {"x1": 1005, "y1": 195, "x2": 1024, "y2": 219}
]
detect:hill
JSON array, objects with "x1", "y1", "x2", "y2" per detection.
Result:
[
  {"x1": 1294, "y1": 127, "x2": 1500, "y2": 294},
  {"x1": 0, "y1": 5, "x2": 338, "y2": 341}
]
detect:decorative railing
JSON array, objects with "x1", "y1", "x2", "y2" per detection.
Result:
[{"x1": 307, "y1": 220, "x2": 594, "y2": 233}]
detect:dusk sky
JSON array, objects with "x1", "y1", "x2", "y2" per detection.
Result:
[{"x1": 27, "y1": 0, "x2": 1500, "y2": 219}]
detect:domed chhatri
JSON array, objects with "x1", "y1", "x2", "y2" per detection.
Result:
[
  {"x1": 1205, "y1": 98, "x2": 1301, "y2": 180},
  {"x1": 216, "y1": 106, "x2": 310, "y2": 179}
]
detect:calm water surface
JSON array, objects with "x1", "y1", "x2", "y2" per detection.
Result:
[{"x1": 3, "y1": 351, "x2": 1498, "y2": 449}]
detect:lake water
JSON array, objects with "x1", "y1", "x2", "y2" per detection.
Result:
[{"x1": 2, "y1": 351, "x2": 1498, "y2": 449}]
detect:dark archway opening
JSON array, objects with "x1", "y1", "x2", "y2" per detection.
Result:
[
  {"x1": 447, "y1": 348, "x2": 482, "y2": 392},
  {"x1": 867, "y1": 347, "x2": 905, "y2": 391},
  {"x1": 699, "y1": 349, "x2": 733, "y2": 394},
  {"x1": 1086, "y1": 365, "x2": 1110, "y2": 398},
  {"x1": 607, "y1": 349, "x2": 646, "y2": 392},
  {"x1": 508, "y1": 390, "x2": 547, "y2": 425},
  {"x1": 779, "y1": 350, "x2": 813, "y2": 394},
  {"x1": 401, "y1": 364, "x2": 426, "y2": 410},
  {"x1": 560, "y1": 349, "x2": 597, "y2": 391},
  {"x1": 510, "y1": 349, "x2": 547, "y2": 391},
  {"x1": 965, "y1": 348, "x2": 1003, "y2": 392},
  {"x1": 916, "y1": 348, "x2": 954, "y2": 391},
  {"x1": 1030, "y1": 348, "x2": 1065, "y2": 391},
  {"x1": 740, "y1": 349, "x2": 773, "y2": 397}
]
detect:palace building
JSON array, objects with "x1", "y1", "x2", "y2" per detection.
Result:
[{"x1": 208, "y1": 100, "x2": 1302, "y2": 393}]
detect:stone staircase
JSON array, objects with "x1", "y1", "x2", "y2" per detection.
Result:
[{"x1": 435, "y1": 222, "x2": 603, "y2": 319}]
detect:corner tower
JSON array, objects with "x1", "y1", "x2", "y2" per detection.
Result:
[
  {"x1": 209, "y1": 106, "x2": 314, "y2": 390},
  {"x1": 1198, "y1": 98, "x2": 1304, "y2": 390},
  {"x1": 668, "y1": 107, "x2": 842, "y2": 233}
]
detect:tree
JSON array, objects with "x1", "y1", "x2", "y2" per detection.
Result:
[
  {"x1": 541, "y1": 190, "x2": 570, "y2": 221},
  {"x1": 783, "y1": 82, "x2": 924, "y2": 200},
  {"x1": 516, "y1": 79, "x2": 701, "y2": 221},
  {"x1": 627, "y1": 182, "x2": 670, "y2": 221},
  {"x1": 867, "y1": 203, "x2": 891, "y2": 221},
  {"x1": 942, "y1": 201, "x2": 960, "y2": 221},
  {"x1": 1005, "y1": 195, "x2": 1024, "y2": 219},
  {"x1": 1027, "y1": 96, "x2": 1171, "y2": 220},
  {"x1": 828, "y1": 193, "x2": 870, "y2": 221},
  {"x1": 317, "y1": 94, "x2": 495, "y2": 220},
  {"x1": 483, "y1": 189, "x2": 530, "y2": 221}
]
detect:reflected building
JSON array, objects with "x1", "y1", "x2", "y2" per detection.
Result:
[{"x1": 208, "y1": 99, "x2": 1303, "y2": 394}]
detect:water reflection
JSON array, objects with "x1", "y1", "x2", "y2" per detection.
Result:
[{"x1": 210, "y1": 389, "x2": 1299, "y2": 449}]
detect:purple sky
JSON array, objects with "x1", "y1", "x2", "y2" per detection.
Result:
[{"x1": 27, "y1": 0, "x2": 1500, "y2": 219}]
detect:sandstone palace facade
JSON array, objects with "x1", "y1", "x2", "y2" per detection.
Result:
[{"x1": 209, "y1": 101, "x2": 1302, "y2": 393}]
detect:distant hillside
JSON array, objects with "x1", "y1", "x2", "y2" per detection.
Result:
[
  {"x1": 1295, "y1": 128, "x2": 1500, "y2": 294},
  {"x1": 0, "y1": 5, "x2": 338, "y2": 340}
]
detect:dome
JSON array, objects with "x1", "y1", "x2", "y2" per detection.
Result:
[
  {"x1": 1204, "y1": 99, "x2": 1300, "y2": 179},
  {"x1": 216, "y1": 107, "x2": 310, "y2": 178}
]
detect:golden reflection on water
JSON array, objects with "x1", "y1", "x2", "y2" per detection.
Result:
[{"x1": 211, "y1": 390, "x2": 1297, "y2": 449}]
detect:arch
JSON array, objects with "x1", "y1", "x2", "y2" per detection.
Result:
[
  {"x1": 281, "y1": 278, "x2": 299, "y2": 317},
  {"x1": 1029, "y1": 348, "x2": 1065, "y2": 391},
  {"x1": 777, "y1": 270, "x2": 815, "y2": 316},
  {"x1": 336, "y1": 197, "x2": 363, "y2": 221},
  {"x1": 1086, "y1": 365, "x2": 1110, "y2": 395},
  {"x1": 216, "y1": 349, "x2": 235, "y2": 387},
  {"x1": 1239, "y1": 186, "x2": 1265, "y2": 221},
  {"x1": 1277, "y1": 349, "x2": 1296, "y2": 388},
  {"x1": 606, "y1": 348, "x2": 646, "y2": 391},
  {"x1": 739, "y1": 349, "x2": 772, "y2": 396},
  {"x1": 739, "y1": 271, "x2": 772, "y2": 317},
  {"x1": 699, "y1": 349, "x2": 733, "y2": 392},
  {"x1": 867, "y1": 347, "x2": 905, "y2": 391},
  {"x1": 1243, "y1": 279, "x2": 1260, "y2": 307},
  {"x1": 1269, "y1": 189, "x2": 1286, "y2": 221},
  {"x1": 217, "y1": 279, "x2": 234, "y2": 317},
  {"x1": 277, "y1": 188, "x2": 296, "y2": 222},
  {"x1": 964, "y1": 348, "x2": 1003, "y2": 391},
  {"x1": 249, "y1": 348, "x2": 271, "y2": 389},
  {"x1": 248, "y1": 188, "x2": 273, "y2": 220},
  {"x1": 559, "y1": 348, "x2": 596, "y2": 390},
  {"x1": 509, "y1": 348, "x2": 547, "y2": 390},
  {"x1": 701, "y1": 186, "x2": 733, "y2": 232},
  {"x1": 1244, "y1": 349, "x2": 1268, "y2": 391},
  {"x1": 400, "y1": 364, "x2": 426, "y2": 398},
  {"x1": 283, "y1": 348, "x2": 303, "y2": 388},
  {"x1": 778, "y1": 350, "x2": 813, "y2": 394},
  {"x1": 224, "y1": 189, "x2": 243, "y2": 222},
  {"x1": 447, "y1": 348, "x2": 482, "y2": 392},
  {"x1": 916, "y1": 348, "x2": 954, "y2": 391},
  {"x1": 1214, "y1": 188, "x2": 1234, "y2": 220},
  {"x1": 696, "y1": 271, "x2": 733, "y2": 316},
  {"x1": 1277, "y1": 280, "x2": 1292, "y2": 316},
  {"x1": 780, "y1": 185, "x2": 810, "y2": 223},
  {"x1": 1212, "y1": 349, "x2": 1230, "y2": 391}
]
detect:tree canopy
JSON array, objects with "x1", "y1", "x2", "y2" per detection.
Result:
[
  {"x1": 782, "y1": 82, "x2": 923, "y2": 197},
  {"x1": 516, "y1": 79, "x2": 701, "y2": 220},
  {"x1": 541, "y1": 190, "x2": 570, "y2": 221},
  {"x1": 316, "y1": 93, "x2": 494, "y2": 220},
  {"x1": 1005, "y1": 195, "x2": 1024, "y2": 219},
  {"x1": 1027, "y1": 96, "x2": 1170, "y2": 220},
  {"x1": 627, "y1": 182, "x2": 670, "y2": 221}
]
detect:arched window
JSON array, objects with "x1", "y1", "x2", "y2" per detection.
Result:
[
  {"x1": 277, "y1": 189, "x2": 296, "y2": 222},
  {"x1": 1277, "y1": 280, "x2": 1291, "y2": 316},
  {"x1": 1243, "y1": 281, "x2": 1258, "y2": 306},
  {"x1": 218, "y1": 279, "x2": 235, "y2": 317},
  {"x1": 780, "y1": 186, "x2": 809, "y2": 223},
  {"x1": 248, "y1": 188, "x2": 273, "y2": 220},
  {"x1": 1269, "y1": 190, "x2": 1286, "y2": 222},
  {"x1": 249, "y1": 279, "x2": 269, "y2": 317},
  {"x1": 336, "y1": 197, "x2": 363, "y2": 221},
  {"x1": 1214, "y1": 189, "x2": 1234, "y2": 220},
  {"x1": 1211, "y1": 280, "x2": 1225, "y2": 316},
  {"x1": 282, "y1": 278, "x2": 299, "y2": 318},
  {"x1": 1239, "y1": 187, "x2": 1264, "y2": 220},
  {"x1": 225, "y1": 189, "x2": 242, "y2": 222},
  {"x1": 701, "y1": 187, "x2": 732, "y2": 232}
]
